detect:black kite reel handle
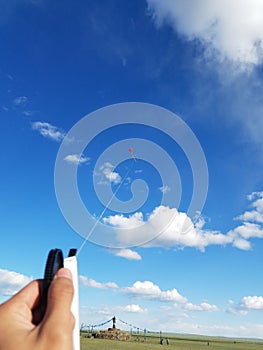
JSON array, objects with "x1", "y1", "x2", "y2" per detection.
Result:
[
  {"x1": 41, "y1": 249, "x2": 64, "y2": 314},
  {"x1": 44, "y1": 248, "x2": 64, "y2": 283},
  {"x1": 41, "y1": 248, "x2": 79, "y2": 349}
]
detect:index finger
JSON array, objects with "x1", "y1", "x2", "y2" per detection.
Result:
[{"x1": 7, "y1": 279, "x2": 42, "y2": 311}]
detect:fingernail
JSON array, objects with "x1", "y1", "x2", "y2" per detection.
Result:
[{"x1": 56, "y1": 268, "x2": 73, "y2": 280}]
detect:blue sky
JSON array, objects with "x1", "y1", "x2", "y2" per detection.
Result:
[{"x1": 1, "y1": 0, "x2": 263, "y2": 339}]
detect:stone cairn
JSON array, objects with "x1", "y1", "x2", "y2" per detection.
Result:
[{"x1": 92, "y1": 317, "x2": 131, "y2": 341}]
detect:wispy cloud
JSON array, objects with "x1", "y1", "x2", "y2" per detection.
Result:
[
  {"x1": 147, "y1": 0, "x2": 263, "y2": 72},
  {"x1": 32, "y1": 121, "x2": 65, "y2": 142},
  {"x1": 112, "y1": 248, "x2": 142, "y2": 261},
  {"x1": 64, "y1": 154, "x2": 90, "y2": 165},
  {"x1": 79, "y1": 275, "x2": 118, "y2": 290},
  {"x1": 159, "y1": 185, "x2": 170, "y2": 194},
  {"x1": 184, "y1": 302, "x2": 219, "y2": 312},
  {"x1": 13, "y1": 96, "x2": 28, "y2": 107},
  {"x1": 23, "y1": 110, "x2": 37, "y2": 117},
  {"x1": 0, "y1": 269, "x2": 32, "y2": 296}
]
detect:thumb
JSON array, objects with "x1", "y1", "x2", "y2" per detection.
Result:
[{"x1": 42, "y1": 268, "x2": 75, "y2": 331}]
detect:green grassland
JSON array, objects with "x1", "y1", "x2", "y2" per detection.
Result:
[{"x1": 80, "y1": 334, "x2": 263, "y2": 350}]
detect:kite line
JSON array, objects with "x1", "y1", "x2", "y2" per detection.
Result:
[{"x1": 77, "y1": 149, "x2": 136, "y2": 255}]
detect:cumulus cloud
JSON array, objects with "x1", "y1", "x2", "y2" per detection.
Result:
[
  {"x1": 227, "y1": 295, "x2": 263, "y2": 315},
  {"x1": 184, "y1": 301, "x2": 219, "y2": 312},
  {"x1": 123, "y1": 280, "x2": 219, "y2": 312},
  {"x1": 241, "y1": 296, "x2": 263, "y2": 310},
  {"x1": 0, "y1": 269, "x2": 32, "y2": 296},
  {"x1": 64, "y1": 153, "x2": 90, "y2": 165},
  {"x1": 99, "y1": 162, "x2": 122, "y2": 184},
  {"x1": 147, "y1": 0, "x2": 263, "y2": 70},
  {"x1": 113, "y1": 248, "x2": 142, "y2": 260},
  {"x1": 123, "y1": 280, "x2": 188, "y2": 303},
  {"x1": 32, "y1": 121, "x2": 65, "y2": 142},
  {"x1": 103, "y1": 205, "x2": 231, "y2": 251},
  {"x1": 228, "y1": 222, "x2": 263, "y2": 250},
  {"x1": 228, "y1": 192, "x2": 263, "y2": 249},
  {"x1": 237, "y1": 192, "x2": 263, "y2": 223},
  {"x1": 103, "y1": 191, "x2": 263, "y2": 251},
  {"x1": 103, "y1": 212, "x2": 143, "y2": 229},
  {"x1": 79, "y1": 275, "x2": 118, "y2": 289},
  {"x1": 120, "y1": 304, "x2": 147, "y2": 313},
  {"x1": 80, "y1": 276, "x2": 218, "y2": 314}
]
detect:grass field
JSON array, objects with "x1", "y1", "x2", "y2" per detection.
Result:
[{"x1": 80, "y1": 334, "x2": 263, "y2": 350}]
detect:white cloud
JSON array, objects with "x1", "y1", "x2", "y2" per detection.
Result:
[
  {"x1": 79, "y1": 275, "x2": 118, "y2": 289},
  {"x1": 228, "y1": 222, "x2": 263, "y2": 241},
  {"x1": 104, "y1": 190, "x2": 263, "y2": 251},
  {"x1": 80, "y1": 276, "x2": 219, "y2": 322},
  {"x1": 237, "y1": 192, "x2": 263, "y2": 223},
  {"x1": 227, "y1": 304, "x2": 248, "y2": 316},
  {"x1": 145, "y1": 206, "x2": 232, "y2": 250},
  {"x1": 32, "y1": 121, "x2": 65, "y2": 142},
  {"x1": 0, "y1": 269, "x2": 32, "y2": 296},
  {"x1": 228, "y1": 192, "x2": 263, "y2": 249},
  {"x1": 64, "y1": 153, "x2": 90, "y2": 165},
  {"x1": 103, "y1": 212, "x2": 143, "y2": 229},
  {"x1": 120, "y1": 304, "x2": 147, "y2": 313},
  {"x1": 123, "y1": 280, "x2": 187, "y2": 303},
  {"x1": 13, "y1": 96, "x2": 28, "y2": 107},
  {"x1": 123, "y1": 280, "x2": 219, "y2": 312},
  {"x1": 147, "y1": 0, "x2": 263, "y2": 70},
  {"x1": 159, "y1": 185, "x2": 170, "y2": 194},
  {"x1": 104, "y1": 205, "x2": 232, "y2": 251},
  {"x1": 80, "y1": 304, "x2": 147, "y2": 328},
  {"x1": 227, "y1": 295, "x2": 263, "y2": 315},
  {"x1": 231, "y1": 237, "x2": 252, "y2": 251},
  {"x1": 184, "y1": 302, "x2": 219, "y2": 312},
  {"x1": 99, "y1": 162, "x2": 121, "y2": 184},
  {"x1": 80, "y1": 277, "x2": 188, "y2": 308},
  {"x1": 113, "y1": 248, "x2": 142, "y2": 261},
  {"x1": 241, "y1": 296, "x2": 263, "y2": 310}
]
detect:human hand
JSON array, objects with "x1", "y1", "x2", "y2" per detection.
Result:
[{"x1": 0, "y1": 268, "x2": 75, "y2": 350}]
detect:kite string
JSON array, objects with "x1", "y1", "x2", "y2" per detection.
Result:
[{"x1": 77, "y1": 161, "x2": 135, "y2": 256}]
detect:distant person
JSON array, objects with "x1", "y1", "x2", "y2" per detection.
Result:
[
  {"x1": 160, "y1": 337, "x2": 163, "y2": 345},
  {"x1": 0, "y1": 268, "x2": 74, "y2": 350},
  {"x1": 166, "y1": 338, "x2": 169, "y2": 345}
]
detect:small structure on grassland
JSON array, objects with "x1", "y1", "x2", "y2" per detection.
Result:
[
  {"x1": 94, "y1": 329, "x2": 131, "y2": 341},
  {"x1": 93, "y1": 317, "x2": 131, "y2": 341}
]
